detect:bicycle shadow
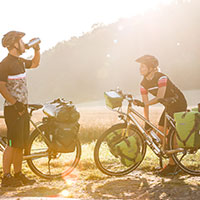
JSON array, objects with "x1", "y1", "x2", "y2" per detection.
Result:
[
  {"x1": 147, "y1": 175, "x2": 200, "y2": 200},
  {"x1": 85, "y1": 175, "x2": 152, "y2": 199},
  {"x1": 85, "y1": 172, "x2": 200, "y2": 200}
]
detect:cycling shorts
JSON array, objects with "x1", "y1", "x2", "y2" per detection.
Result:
[
  {"x1": 4, "y1": 106, "x2": 30, "y2": 149},
  {"x1": 158, "y1": 100, "x2": 187, "y2": 127}
]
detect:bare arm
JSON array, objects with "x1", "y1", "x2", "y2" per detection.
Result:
[
  {"x1": 142, "y1": 94, "x2": 149, "y2": 120},
  {"x1": 145, "y1": 86, "x2": 167, "y2": 106},
  {"x1": 0, "y1": 81, "x2": 16, "y2": 104},
  {"x1": 29, "y1": 49, "x2": 40, "y2": 69}
]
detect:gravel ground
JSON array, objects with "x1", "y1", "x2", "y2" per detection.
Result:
[{"x1": 1, "y1": 170, "x2": 200, "y2": 199}]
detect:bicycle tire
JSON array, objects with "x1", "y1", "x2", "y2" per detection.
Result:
[
  {"x1": 94, "y1": 123, "x2": 146, "y2": 176},
  {"x1": 25, "y1": 124, "x2": 81, "y2": 179},
  {"x1": 169, "y1": 128, "x2": 200, "y2": 176}
]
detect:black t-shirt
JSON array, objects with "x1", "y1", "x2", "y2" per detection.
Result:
[
  {"x1": 140, "y1": 72, "x2": 187, "y2": 107},
  {"x1": 0, "y1": 54, "x2": 32, "y2": 106}
]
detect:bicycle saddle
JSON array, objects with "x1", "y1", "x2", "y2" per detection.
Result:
[{"x1": 28, "y1": 104, "x2": 43, "y2": 110}]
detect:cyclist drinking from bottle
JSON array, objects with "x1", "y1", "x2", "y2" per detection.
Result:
[
  {"x1": 0, "y1": 31, "x2": 40, "y2": 187},
  {"x1": 134, "y1": 55, "x2": 187, "y2": 176}
]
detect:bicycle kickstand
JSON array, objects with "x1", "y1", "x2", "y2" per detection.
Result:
[{"x1": 159, "y1": 156, "x2": 163, "y2": 169}]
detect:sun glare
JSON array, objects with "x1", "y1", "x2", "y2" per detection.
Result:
[
  {"x1": 59, "y1": 190, "x2": 71, "y2": 198},
  {"x1": 0, "y1": 0, "x2": 175, "y2": 59},
  {"x1": 106, "y1": 0, "x2": 174, "y2": 19}
]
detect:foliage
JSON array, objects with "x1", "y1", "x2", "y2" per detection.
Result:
[{"x1": 28, "y1": 0, "x2": 200, "y2": 104}]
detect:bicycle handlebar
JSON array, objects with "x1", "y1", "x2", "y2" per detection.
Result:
[
  {"x1": 116, "y1": 89, "x2": 178, "y2": 108},
  {"x1": 115, "y1": 90, "x2": 144, "y2": 107}
]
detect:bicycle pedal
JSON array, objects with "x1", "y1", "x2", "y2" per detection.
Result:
[{"x1": 154, "y1": 166, "x2": 162, "y2": 171}]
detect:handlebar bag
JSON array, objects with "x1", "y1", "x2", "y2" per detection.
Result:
[
  {"x1": 174, "y1": 111, "x2": 200, "y2": 148},
  {"x1": 104, "y1": 91, "x2": 123, "y2": 109}
]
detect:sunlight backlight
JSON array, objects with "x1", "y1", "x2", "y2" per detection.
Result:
[
  {"x1": 60, "y1": 190, "x2": 71, "y2": 197},
  {"x1": 0, "y1": 0, "x2": 175, "y2": 60},
  {"x1": 65, "y1": 179, "x2": 75, "y2": 186}
]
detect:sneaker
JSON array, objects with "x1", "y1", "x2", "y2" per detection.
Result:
[
  {"x1": 157, "y1": 164, "x2": 181, "y2": 176},
  {"x1": 14, "y1": 172, "x2": 36, "y2": 185},
  {"x1": 1, "y1": 173, "x2": 23, "y2": 187}
]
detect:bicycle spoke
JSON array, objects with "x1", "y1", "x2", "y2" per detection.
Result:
[
  {"x1": 26, "y1": 125, "x2": 81, "y2": 179},
  {"x1": 48, "y1": 157, "x2": 51, "y2": 176},
  {"x1": 94, "y1": 123, "x2": 146, "y2": 176},
  {"x1": 170, "y1": 129, "x2": 200, "y2": 175}
]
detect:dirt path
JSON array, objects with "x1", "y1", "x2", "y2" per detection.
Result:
[{"x1": 1, "y1": 170, "x2": 200, "y2": 199}]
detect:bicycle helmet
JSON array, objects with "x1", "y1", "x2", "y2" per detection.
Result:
[
  {"x1": 135, "y1": 55, "x2": 159, "y2": 69},
  {"x1": 2, "y1": 31, "x2": 25, "y2": 49}
]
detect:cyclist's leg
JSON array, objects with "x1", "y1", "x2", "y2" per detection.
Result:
[
  {"x1": 3, "y1": 105, "x2": 19, "y2": 175},
  {"x1": 157, "y1": 109, "x2": 169, "y2": 142},
  {"x1": 12, "y1": 110, "x2": 30, "y2": 174},
  {"x1": 13, "y1": 148, "x2": 23, "y2": 173},
  {"x1": 158, "y1": 109, "x2": 175, "y2": 165},
  {"x1": 3, "y1": 146, "x2": 14, "y2": 174},
  {"x1": 2, "y1": 106, "x2": 25, "y2": 187},
  {"x1": 157, "y1": 101, "x2": 187, "y2": 175},
  {"x1": 4, "y1": 106, "x2": 29, "y2": 174}
]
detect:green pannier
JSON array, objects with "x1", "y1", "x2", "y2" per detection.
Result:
[
  {"x1": 191, "y1": 107, "x2": 198, "y2": 112},
  {"x1": 106, "y1": 131, "x2": 142, "y2": 167},
  {"x1": 104, "y1": 91, "x2": 123, "y2": 109},
  {"x1": 174, "y1": 111, "x2": 200, "y2": 148},
  {"x1": 115, "y1": 136, "x2": 143, "y2": 167},
  {"x1": 106, "y1": 130, "x2": 122, "y2": 157}
]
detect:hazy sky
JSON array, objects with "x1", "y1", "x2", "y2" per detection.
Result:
[{"x1": 0, "y1": 0, "x2": 174, "y2": 60}]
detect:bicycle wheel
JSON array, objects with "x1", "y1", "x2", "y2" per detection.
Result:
[
  {"x1": 169, "y1": 128, "x2": 200, "y2": 176},
  {"x1": 25, "y1": 125, "x2": 81, "y2": 179},
  {"x1": 94, "y1": 123, "x2": 146, "y2": 176}
]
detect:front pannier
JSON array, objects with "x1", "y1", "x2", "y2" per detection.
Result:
[
  {"x1": 174, "y1": 110, "x2": 200, "y2": 148},
  {"x1": 115, "y1": 136, "x2": 143, "y2": 167},
  {"x1": 106, "y1": 130, "x2": 142, "y2": 167},
  {"x1": 106, "y1": 130, "x2": 122, "y2": 157}
]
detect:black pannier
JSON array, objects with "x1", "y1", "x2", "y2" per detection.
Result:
[
  {"x1": 43, "y1": 98, "x2": 80, "y2": 153},
  {"x1": 43, "y1": 98, "x2": 80, "y2": 123},
  {"x1": 55, "y1": 122, "x2": 79, "y2": 153},
  {"x1": 44, "y1": 120, "x2": 80, "y2": 153}
]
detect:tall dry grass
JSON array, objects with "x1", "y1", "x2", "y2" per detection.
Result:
[
  {"x1": 0, "y1": 105, "x2": 164, "y2": 143},
  {"x1": 78, "y1": 105, "x2": 163, "y2": 143}
]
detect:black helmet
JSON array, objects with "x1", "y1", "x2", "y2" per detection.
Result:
[
  {"x1": 2, "y1": 31, "x2": 25, "y2": 48},
  {"x1": 135, "y1": 55, "x2": 159, "y2": 69}
]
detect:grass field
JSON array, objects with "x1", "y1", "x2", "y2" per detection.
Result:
[
  {"x1": 0, "y1": 105, "x2": 171, "y2": 175},
  {"x1": 78, "y1": 105, "x2": 162, "y2": 142},
  {"x1": 0, "y1": 105, "x2": 200, "y2": 199}
]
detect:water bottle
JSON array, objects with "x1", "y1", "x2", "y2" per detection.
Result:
[
  {"x1": 25, "y1": 38, "x2": 41, "y2": 49},
  {"x1": 146, "y1": 134, "x2": 161, "y2": 156},
  {"x1": 150, "y1": 130, "x2": 161, "y2": 144}
]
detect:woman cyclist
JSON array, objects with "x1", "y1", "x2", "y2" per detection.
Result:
[{"x1": 134, "y1": 55, "x2": 187, "y2": 176}]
